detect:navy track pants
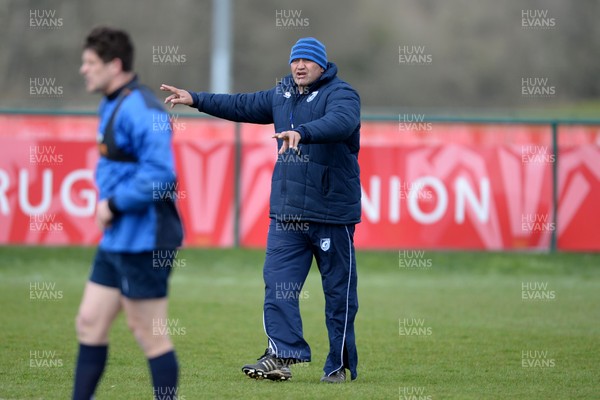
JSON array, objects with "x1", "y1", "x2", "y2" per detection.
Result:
[{"x1": 262, "y1": 218, "x2": 359, "y2": 380}]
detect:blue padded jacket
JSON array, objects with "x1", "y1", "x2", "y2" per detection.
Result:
[
  {"x1": 189, "y1": 62, "x2": 361, "y2": 224},
  {"x1": 96, "y1": 77, "x2": 183, "y2": 251}
]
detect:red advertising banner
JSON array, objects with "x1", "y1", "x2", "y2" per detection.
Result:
[
  {"x1": 354, "y1": 124, "x2": 556, "y2": 250},
  {"x1": 239, "y1": 122, "x2": 556, "y2": 250},
  {"x1": 0, "y1": 114, "x2": 599, "y2": 251},
  {"x1": 556, "y1": 125, "x2": 600, "y2": 251},
  {"x1": 0, "y1": 115, "x2": 236, "y2": 247},
  {"x1": 0, "y1": 115, "x2": 100, "y2": 246}
]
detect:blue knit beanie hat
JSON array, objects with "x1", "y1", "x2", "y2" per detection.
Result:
[{"x1": 289, "y1": 37, "x2": 327, "y2": 69}]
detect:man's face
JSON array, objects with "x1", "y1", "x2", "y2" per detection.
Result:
[
  {"x1": 79, "y1": 49, "x2": 116, "y2": 94},
  {"x1": 290, "y1": 58, "x2": 324, "y2": 88}
]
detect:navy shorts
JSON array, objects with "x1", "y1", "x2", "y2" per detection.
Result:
[{"x1": 89, "y1": 249, "x2": 175, "y2": 299}]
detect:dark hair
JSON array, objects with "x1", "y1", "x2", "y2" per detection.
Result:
[{"x1": 84, "y1": 27, "x2": 134, "y2": 71}]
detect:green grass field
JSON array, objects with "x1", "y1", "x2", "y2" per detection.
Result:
[{"x1": 1, "y1": 247, "x2": 598, "y2": 399}]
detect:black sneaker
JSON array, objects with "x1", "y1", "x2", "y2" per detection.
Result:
[
  {"x1": 320, "y1": 369, "x2": 346, "y2": 383},
  {"x1": 242, "y1": 349, "x2": 292, "y2": 381}
]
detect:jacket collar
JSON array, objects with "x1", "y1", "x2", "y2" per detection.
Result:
[
  {"x1": 106, "y1": 75, "x2": 139, "y2": 101},
  {"x1": 310, "y1": 62, "x2": 337, "y2": 91}
]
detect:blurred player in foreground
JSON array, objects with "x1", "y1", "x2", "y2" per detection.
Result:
[
  {"x1": 161, "y1": 37, "x2": 360, "y2": 383},
  {"x1": 73, "y1": 27, "x2": 183, "y2": 399}
]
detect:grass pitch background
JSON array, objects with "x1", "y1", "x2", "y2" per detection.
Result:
[{"x1": 0, "y1": 247, "x2": 598, "y2": 399}]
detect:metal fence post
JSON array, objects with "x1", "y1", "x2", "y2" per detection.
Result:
[{"x1": 550, "y1": 121, "x2": 558, "y2": 252}]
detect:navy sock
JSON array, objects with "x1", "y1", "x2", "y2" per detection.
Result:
[
  {"x1": 72, "y1": 343, "x2": 108, "y2": 400},
  {"x1": 149, "y1": 350, "x2": 179, "y2": 400}
]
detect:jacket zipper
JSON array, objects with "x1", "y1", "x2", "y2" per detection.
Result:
[
  {"x1": 281, "y1": 91, "x2": 304, "y2": 217},
  {"x1": 281, "y1": 92, "x2": 302, "y2": 201}
]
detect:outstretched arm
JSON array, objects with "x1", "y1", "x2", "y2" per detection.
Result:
[{"x1": 160, "y1": 83, "x2": 274, "y2": 124}]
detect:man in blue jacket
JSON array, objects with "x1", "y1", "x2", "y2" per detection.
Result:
[
  {"x1": 162, "y1": 37, "x2": 360, "y2": 383},
  {"x1": 73, "y1": 27, "x2": 183, "y2": 399}
]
